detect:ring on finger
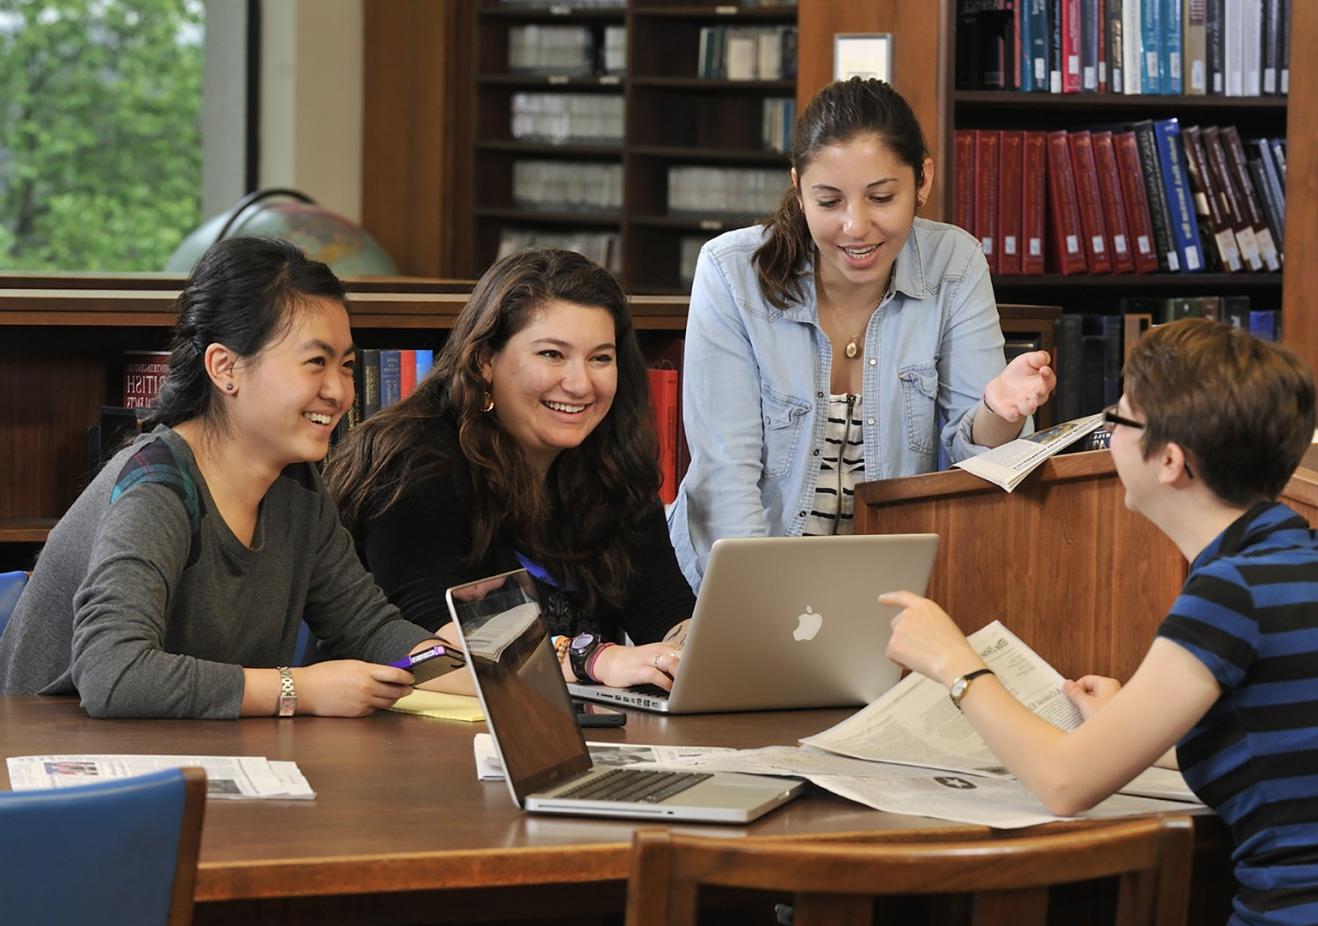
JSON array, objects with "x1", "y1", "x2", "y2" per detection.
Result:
[{"x1": 652, "y1": 653, "x2": 663, "y2": 668}]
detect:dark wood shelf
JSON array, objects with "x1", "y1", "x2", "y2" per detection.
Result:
[
  {"x1": 475, "y1": 206, "x2": 622, "y2": 227},
  {"x1": 631, "y1": 5, "x2": 797, "y2": 21},
  {"x1": 993, "y1": 272, "x2": 1284, "y2": 290},
  {"x1": 630, "y1": 213, "x2": 764, "y2": 232},
  {"x1": 630, "y1": 144, "x2": 789, "y2": 164},
  {"x1": 476, "y1": 6, "x2": 625, "y2": 22},
  {"x1": 476, "y1": 140, "x2": 623, "y2": 157},
  {"x1": 630, "y1": 76, "x2": 795, "y2": 92},
  {"x1": 953, "y1": 90, "x2": 1288, "y2": 113},
  {"x1": 476, "y1": 73, "x2": 623, "y2": 89},
  {"x1": 0, "y1": 519, "x2": 56, "y2": 543}
]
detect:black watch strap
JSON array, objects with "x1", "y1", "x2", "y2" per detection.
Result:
[{"x1": 568, "y1": 633, "x2": 602, "y2": 683}]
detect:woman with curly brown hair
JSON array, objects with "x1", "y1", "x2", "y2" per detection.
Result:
[{"x1": 327, "y1": 248, "x2": 692, "y2": 693}]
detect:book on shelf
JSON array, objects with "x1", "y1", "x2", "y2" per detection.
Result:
[
  {"x1": 1044, "y1": 130, "x2": 1088, "y2": 274},
  {"x1": 697, "y1": 25, "x2": 797, "y2": 80},
  {"x1": 954, "y1": 0, "x2": 1289, "y2": 97},
  {"x1": 1021, "y1": 131, "x2": 1048, "y2": 274},
  {"x1": 973, "y1": 129, "x2": 1001, "y2": 273},
  {"x1": 647, "y1": 367, "x2": 680, "y2": 505},
  {"x1": 1221, "y1": 125, "x2": 1281, "y2": 270},
  {"x1": 122, "y1": 350, "x2": 170, "y2": 409},
  {"x1": 1090, "y1": 130, "x2": 1137, "y2": 273},
  {"x1": 1067, "y1": 130, "x2": 1113, "y2": 273},
  {"x1": 998, "y1": 131, "x2": 1024, "y2": 276},
  {"x1": 1131, "y1": 119, "x2": 1180, "y2": 271},
  {"x1": 1151, "y1": 118, "x2": 1204, "y2": 273},
  {"x1": 1113, "y1": 129, "x2": 1161, "y2": 272},
  {"x1": 1181, "y1": 124, "x2": 1243, "y2": 272},
  {"x1": 1201, "y1": 125, "x2": 1263, "y2": 270}
]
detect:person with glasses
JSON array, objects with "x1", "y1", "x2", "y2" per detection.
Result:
[{"x1": 884, "y1": 317, "x2": 1318, "y2": 925}]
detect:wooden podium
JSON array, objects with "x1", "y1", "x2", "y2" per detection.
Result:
[{"x1": 856, "y1": 450, "x2": 1318, "y2": 682}]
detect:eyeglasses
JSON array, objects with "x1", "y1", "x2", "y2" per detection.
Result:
[
  {"x1": 1101, "y1": 405, "x2": 1194, "y2": 479},
  {"x1": 1102, "y1": 406, "x2": 1145, "y2": 430}
]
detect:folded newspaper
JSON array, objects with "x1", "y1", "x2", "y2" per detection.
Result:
[
  {"x1": 954, "y1": 412, "x2": 1105, "y2": 492},
  {"x1": 6, "y1": 754, "x2": 315, "y2": 800}
]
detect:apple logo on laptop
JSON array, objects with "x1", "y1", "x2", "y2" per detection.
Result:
[{"x1": 793, "y1": 606, "x2": 822, "y2": 641}]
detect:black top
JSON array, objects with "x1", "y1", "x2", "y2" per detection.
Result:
[{"x1": 355, "y1": 419, "x2": 695, "y2": 644}]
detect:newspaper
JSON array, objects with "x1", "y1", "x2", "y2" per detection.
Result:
[
  {"x1": 6, "y1": 754, "x2": 316, "y2": 800},
  {"x1": 954, "y1": 412, "x2": 1105, "y2": 492},
  {"x1": 640, "y1": 744, "x2": 1195, "y2": 829},
  {"x1": 472, "y1": 733, "x2": 733, "y2": 781}
]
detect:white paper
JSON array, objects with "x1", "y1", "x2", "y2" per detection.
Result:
[
  {"x1": 954, "y1": 413, "x2": 1105, "y2": 492},
  {"x1": 6, "y1": 754, "x2": 315, "y2": 800}
]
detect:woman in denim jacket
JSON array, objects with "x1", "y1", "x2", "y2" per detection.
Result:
[{"x1": 669, "y1": 79, "x2": 1056, "y2": 591}]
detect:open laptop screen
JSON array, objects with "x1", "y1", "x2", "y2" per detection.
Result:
[{"x1": 447, "y1": 570, "x2": 591, "y2": 798}]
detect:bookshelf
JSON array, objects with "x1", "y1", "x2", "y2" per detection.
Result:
[{"x1": 456, "y1": 0, "x2": 800, "y2": 293}]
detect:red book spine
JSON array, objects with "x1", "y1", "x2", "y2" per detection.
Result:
[
  {"x1": 997, "y1": 131, "x2": 1024, "y2": 276},
  {"x1": 399, "y1": 349, "x2": 417, "y2": 399},
  {"x1": 1045, "y1": 130, "x2": 1088, "y2": 275},
  {"x1": 1097, "y1": 0, "x2": 1108, "y2": 92},
  {"x1": 647, "y1": 368, "x2": 680, "y2": 505},
  {"x1": 1062, "y1": 0, "x2": 1083, "y2": 92},
  {"x1": 1113, "y1": 130, "x2": 1161, "y2": 273},
  {"x1": 954, "y1": 130, "x2": 976, "y2": 237},
  {"x1": 1020, "y1": 131, "x2": 1047, "y2": 275},
  {"x1": 974, "y1": 130, "x2": 1001, "y2": 274},
  {"x1": 1090, "y1": 131, "x2": 1136, "y2": 273},
  {"x1": 1067, "y1": 131, "x2": 1112, "y2": 273}
]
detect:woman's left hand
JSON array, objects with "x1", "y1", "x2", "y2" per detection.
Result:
[
  {"x1": 984, "y1": 350, "x2": 1057, "y2": 423},
  {"x1": 591, "y1": 642, "x2": 682, "y2": 692},
  {"x1": 882, "y1": 590, "x2": 983, "y2": 687}
]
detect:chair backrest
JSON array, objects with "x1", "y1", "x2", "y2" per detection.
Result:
[
  {"x1": 0, "y1": 766, "x2": 207, "y2": 926},
  {"x1": 0, "y1": 569, "x2": 28, "y2": 635},
  {"x1": 624, "y1": 816, "x2": 1194, "y2": 926}
]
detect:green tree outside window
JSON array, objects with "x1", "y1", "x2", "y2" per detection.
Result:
[{"x1": 0, "y1": 0, "x2": 203, "y2": 271}]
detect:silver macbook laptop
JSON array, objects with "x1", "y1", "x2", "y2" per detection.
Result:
[
  {"x1": 446, "y1": 571, "x2": 804, "y2": 823},
  {"x1": 570, "y1": 533, "x2": 940, "y2": 714}
]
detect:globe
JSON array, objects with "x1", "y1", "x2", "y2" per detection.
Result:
[{"x1": 165, "y1": 190, "x2": 399, "y2": 276}]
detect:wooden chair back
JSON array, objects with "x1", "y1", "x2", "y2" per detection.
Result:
[{"x1": 624, "y1": 816, "x2": 1194, "y2": 926}]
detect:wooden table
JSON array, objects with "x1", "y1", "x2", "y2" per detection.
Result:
[{"x1": 1, "y1": 697, "x2": 1008, "y2": 924}]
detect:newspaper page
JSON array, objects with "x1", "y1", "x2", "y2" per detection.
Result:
[
  {"x1": 640, "y1": 744, "x2": 1196, "y2": 829},
  {"x1": 472, "y1": 733, "x2": 735, "y2": 781},
  {"x1": 954, "y1": 412, "x2": 1105, "y2": 492},
  {"x1": 802, "y1": 621, "x2": 1083, "y2": 776},
  {"x1": 6, "y1": 754, "x2": 316, "y2": 800}
]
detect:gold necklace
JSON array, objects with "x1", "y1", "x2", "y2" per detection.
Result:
[{"x1": 824, "y1": 302, "x2": 862, "y2": 359}]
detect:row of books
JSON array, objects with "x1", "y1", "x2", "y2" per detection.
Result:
[
  {"x1": 512, "y1": 160, "x2": 623, "y2": 212},
  {"x1": 345, "y1": 349, "x2": 437, "y2": 428},
  {"x1": 958, "y1": 0, "x2": 1290, "y2": 96},
  {"x1": 498, "y1": 0, "x2": 624, "y2": 7},
  {"x1": 508, "y1": 25, "x2": 626, "y2": 76},
  {"x1": 496, "y1": 228, "x2": 621, "y2": 275},
  {"x1": 668, "y1": 166, "x2": 782, "y2": 218},
  {"x1": 955, "y1": 121, "x2": 1284, "y2": 276},
  {"x1": 511, "y1": 93, "x2": 624, "y2": 145},
  {"x1": 1053, "y1": 297, "x2": 1279, "y2": 420},
  {"x1": 696, "y1": 26, "x2": 798, "y2": 81},
  {"x1": 762, "y1": 97, "x2": 795, "y2": 154}
]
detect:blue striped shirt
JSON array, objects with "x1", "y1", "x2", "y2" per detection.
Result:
[{"x1": 1158, "y1": 502, "x2": 1318, "y2": 926}]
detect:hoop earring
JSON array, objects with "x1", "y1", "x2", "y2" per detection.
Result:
[{"x1": 481, "y1": 391, "x2": 495, "y2": 413}]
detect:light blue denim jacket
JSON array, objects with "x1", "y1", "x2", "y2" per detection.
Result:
[{"x1": 668, "y1": 218, "x2": 1008, "y2": 591}]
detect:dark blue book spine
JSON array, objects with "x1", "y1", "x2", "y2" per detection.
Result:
[
  {"x1": 379, "y1": 349, "x2": 401, "y2": 409},
  {"x1": 1081, "y1": 0, "x2": 1099, "y2": 90},
  {"x1": 1152, "y1": 118, "x2": 1204, "y2": 272},
  {"x1": 1030, "y1": 0, "x2": 1051, "y2": 90}
]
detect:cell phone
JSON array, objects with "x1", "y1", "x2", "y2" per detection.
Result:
[
  {"x1": 573, "y1": 699, "x2": 626, "y2": 727},
  {"x1": 390, "y1": 645, "x2": 465, "y2": 685}
]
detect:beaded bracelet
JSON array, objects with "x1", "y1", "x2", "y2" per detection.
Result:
[{"x1": 551, "y1": 635, "x2": 570, "y2": 666}]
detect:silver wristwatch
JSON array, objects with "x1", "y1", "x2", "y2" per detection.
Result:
[
  {"x1": 949, "y1": 668, "x2": 994, "y2": 711},
  {"x1": 276, "y1": 666, "x2": 297, "y2": 717}
]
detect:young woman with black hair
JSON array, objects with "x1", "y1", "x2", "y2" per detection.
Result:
[
  {"x1": 0, "y1": 237, "x2": 440, "y2": 718},
  {"x1": 326, "y1": 248, "x2": 693, "y2": 693},
  {"x1": 669, "y1": 78, "x2": 1057, "y2": 591}
]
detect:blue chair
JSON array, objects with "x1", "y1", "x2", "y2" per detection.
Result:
[
  {"x1": 0, "y1": 766, "x2": 206, "y2": 926},
  {"x1": 0, "y1": 570, "x2": 27, "y2": 635}
]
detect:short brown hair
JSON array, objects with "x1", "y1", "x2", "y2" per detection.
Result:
[{"x1": 1123, "y1": 318, "x2": 1315, "y2": 506}]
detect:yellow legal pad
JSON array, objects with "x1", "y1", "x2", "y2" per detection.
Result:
[{"x1": 388, "y1": 690, "x2": 485, "y2": 722}]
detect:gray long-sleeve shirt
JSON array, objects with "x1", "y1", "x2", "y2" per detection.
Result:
[{"x1": 0, "y1": 426, "x2": 433, "y2": 718}]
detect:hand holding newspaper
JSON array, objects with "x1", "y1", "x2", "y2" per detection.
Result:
[{"x1": 954, "y1": 412, "x2": 1105, "y2": 492}]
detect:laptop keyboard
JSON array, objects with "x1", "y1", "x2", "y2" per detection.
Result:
[{"x1": 555, "y1": 768, "x2": 713, "y2": 804}]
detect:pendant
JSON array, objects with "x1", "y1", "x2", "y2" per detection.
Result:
[{"x1": 845, "y1": 338, "x2": 859, "y2": 359}]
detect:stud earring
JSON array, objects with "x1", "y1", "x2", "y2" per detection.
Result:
[
  {"x1": 481, "y1": 391, "x2": 495, "y2": 413},
  {"x1": 225, "y1": 382, "x2": 235, "y2": 392}
]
